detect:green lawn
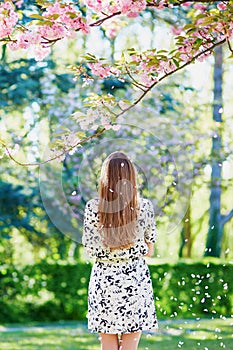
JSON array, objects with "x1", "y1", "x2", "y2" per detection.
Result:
[{"x1": 0, "y1": 318, "x2": 232, "y2": 349}]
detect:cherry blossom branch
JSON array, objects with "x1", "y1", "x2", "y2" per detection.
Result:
[
  {"x1": 226, "y1": 38, "x2": 233, "y2": 53},
  {"x1": 3, "y1": 0, "x2": 230, "y2": 46},
  {"x1": 147, "y1": 0, "x2": 230, "y2": 7},
  {"x1": 222, "y1": 26, "x2": 233, "y2": 54},
  {"x1": 1, "y1": 128, "x2": 106, "y2": 167},
  {"x1": 2, "y1": 38, "x2": 226, "y2": 166},
  {"x1": 124, "y1": 65, "x2": 147, "y2": 91},
  {"x1": 90, "y1": 11, "x2": 121, "y2": 27},
  {"x1": 26, "y1": 11, "x2": 122, "y2": 46},
  {"x1": 117, "y1": 38, "x2": 226, "y2": 117}
]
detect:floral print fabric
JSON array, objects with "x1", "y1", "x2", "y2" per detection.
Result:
[{"x1": 82, "y1": 197, "x2": 158, "y2": 334}]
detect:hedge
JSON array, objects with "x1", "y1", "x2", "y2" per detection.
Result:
[{"x1": 0, "y1": 261, "x2": 232, "y2": 323}]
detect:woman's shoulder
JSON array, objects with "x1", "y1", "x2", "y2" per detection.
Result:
[
  {"x1": 140, "y1": 197, "x2": 153, "y2": 208},
  {"x1": 85, "y1": 197, "x2": 99, "y2": 210}
]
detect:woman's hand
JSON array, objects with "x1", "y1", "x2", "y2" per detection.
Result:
[
  {"x1": 86, "y1": 248, "x2": 92, "y2": 256},
  {"x1": 144, "y1": 241, "x2": 154, "y2": 257}
]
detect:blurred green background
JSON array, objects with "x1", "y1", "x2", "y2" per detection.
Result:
[{"x1": 0, "y1": 2, "x2": 233, "y2": 349}]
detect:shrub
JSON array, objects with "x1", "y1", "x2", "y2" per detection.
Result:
[{"x1": 0, "y1": 261, "x2": 232, "y2": 323}]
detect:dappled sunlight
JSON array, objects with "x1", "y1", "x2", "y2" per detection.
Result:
[
  {"x1": 0, "y1": 2, "x2": 233, "y2": 350},
  {"x1": 0, "y1": 319, "x2": 232, "y2": 350}
]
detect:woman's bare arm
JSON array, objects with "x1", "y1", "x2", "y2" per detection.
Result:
[{"x1": 144, "y1": 241, "x2": 154, "y2": 257}]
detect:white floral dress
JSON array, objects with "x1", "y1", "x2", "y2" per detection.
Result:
[{"x1": 82, "y1": 197, "x2": 158, "y2": 334}]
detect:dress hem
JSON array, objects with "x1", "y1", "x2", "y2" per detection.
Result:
[{"x1": 88, "y1": 322, "x2": 158, "y2": 334}]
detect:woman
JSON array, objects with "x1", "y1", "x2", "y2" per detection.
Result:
[{"x1": 82, "y1": 151, "x2": 158, "y2": 350}]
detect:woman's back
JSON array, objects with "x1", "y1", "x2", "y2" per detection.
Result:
[{"x1": 82, "y1": 196, "x2": 157, "y2": 260}]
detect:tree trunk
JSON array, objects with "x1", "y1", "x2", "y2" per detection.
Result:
[
  {"x1": 179, "y1": 205, "x2": 192, "y2": 258},
  {"x1": 204, "y1": 45, "x2": 223, "y2": 257}
]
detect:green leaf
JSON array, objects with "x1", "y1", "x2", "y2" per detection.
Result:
[
  {"x1": 0, "y1": 139, "x2": 6, "y2": 147},
  {"x1": 82, "y1": 53, "x2": 97, "y2": 59},
  {"x1": 49, "y1": 14, "x2": 60, "y2": 20},
  {"x1": 76, "y1": 131, "x2": 86, "y2": 139},
  {"x1": 110, "y1": 115, "x2": 116, "y2": 123},
  {"x1": 120, "y1": 99, "x2": 131, "y2": 105},
  {"x1": 210, "y1": 9, "x2": 220, "y2": 15},
  {"x1": 36, "y1": 20, "x2": 54, "y2": 26},
  {"x1": 36, "y1": 0, "x2": 51, "y2": 8},
  {"x1": 72, "y1": 112, "x2": 86, "y2": 121},
  {"x1": 157, "y1": 50, "x2": 168, "y2": 54},
  {"x1": 59, "y1": 126, "x2": 71, "y2": 132},
  {"x1": 29, "y1": 14, "x2": 44, "y2": 19},
  {"x1": 121, "y1": 52, "x2": 125, "y2": 64},
  {"x1": 172, "y1": 58, "x2": 180, "y2": 68},
  {"x1": 66, "y1": 12, "x2": 77, "y2": 19},
  {"x1": 127, "y1": 48, "x2": 136, "y2": 55}
]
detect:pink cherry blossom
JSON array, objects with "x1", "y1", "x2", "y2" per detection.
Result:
[
  {"x1": 121, "y1": 0, "x2": 146, "y2": 17},
  {"x1": 197, "y1": 51, "x2": 212, "y2": 62},
  {"x1": 139, "y1": 72, "x2": 157, "y2": 87},
  {"x1": 84, "y1": 0, "x2": 104, "y2": 13},
  {"x1": 156, "y1": 0, "x2": 166, "y2": 10},
  {"x1": 84, "y1": 0, "x2": 146, "y2": 18},
  {"x1": 214, "y1": 22, "x2": 226, "y2": 35},
  {"x1": 217, "y1": 2, "x2": 227, "y2": 11},
  {"x1": 163, "y1": 61, "x2": 176, "y2": 73},
  {"x1": 75, "y1": 19, "x2": 90, "y2": 34},
  {"x1": 0, "y1": 1, "x2": 18, "y2": 39},
  {"x1": 227, "y1": 22, "x2": 233, "y2": 38},
  {"x1": 39, "y1": 1, "x2": 90, "y2": 39},
  {"x1": 178, "y1": 43, "x2": 193, "y2": 54},
  {"x1": 88, "y1": 62, "x2": 112, "y2": 78},
  {"x1": 194, "y1": 4, "x2": 207, "y2": 12},
  {"x1": 111, "y1": 124, "x2": 121, "y2": 131},
  {"x1": 15, "y1": 0, "x2": 24, "y2": 8},
  {"x1": 5, "y1": 144, "x2": 20, "y2": 157},
  {"x1": 131, "y1": 54, "x2": 141, "y2": 62},
  {"x1": 8, "y1": 41, "x2": 19, "y2": 50},
  {"x1": 104, "y1": 26, "x2": 118, "y2": 38},
  {"x1": 179, "y1": 53, "x2": 191, "y2": 62},
  {"x1": 38, "y1": 23, "x2": 67, "y2": 40},
  {"x1": 103, "y1": 123, "x2": 112, "y2": 130},
  {"x1": 33, "y1": 45, "x2": 51, "y2": 61},
  {"x1": 171, "y1": 26, "x2": 183, "y2": 35},
  {"x1": 102, "y1": 123, "x2": 121, "y2": 130},
  {"x1": 17, "y1": 31, "x2": 41, "y2": 49},
  {"x1": 182, "y1": 2, "x2": 192, "y2": 7}
]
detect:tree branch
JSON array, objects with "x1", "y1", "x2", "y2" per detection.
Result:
[
  {"x1": 221, "y1": 209, "x2": 233, "y2": 226},
  {"x1": 117, "y1": 38, "x2": 226, "y2": 117},
  {"x1": 90, "y1": 11, "x2": 121, "y2": 27},
  {"x1": 147, "y1": 0, "x2": 231, "y2": 7},
  {"x1": 2, "y1": 38, "x2": 226, "y2": 166},
  {"x1": 2, "y1": 128, "x2": 106, "y2": 167},
  {"x1": 226, "y1": 38, "x2": 233, "y2": 53},
  {"x1": 3, "y1": 1, "x2": 231, "y2": 46},
  {"x1": 125, "y1": 65, "x2": 147, "y2": 91}
]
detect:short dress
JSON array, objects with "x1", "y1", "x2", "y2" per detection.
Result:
[{"x1": 82, "y1": 197, "x2": 158, "y2": 334}]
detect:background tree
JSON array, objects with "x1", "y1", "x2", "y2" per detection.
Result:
[
  {"x1": 205, "y1": 45, "x2": 233, "y2": 257},
  {"x1": 0, "y1": 0, "x2": 233, "y2": 261}
]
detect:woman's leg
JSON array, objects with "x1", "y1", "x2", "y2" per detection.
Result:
[
  {"x1": 99, "y1": 333, "x2": 119, "y2": 350},
  {"x1": 119, "y1": 331, "x2": 142, "y2": 350}
]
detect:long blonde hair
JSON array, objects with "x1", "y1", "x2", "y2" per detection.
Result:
[{"x1": 98, "y1": 151, "x2": 139, "y2": 250}]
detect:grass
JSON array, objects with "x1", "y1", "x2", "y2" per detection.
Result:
[{"x1": 0, "y1": 318, "x2": 232, "y2": 349}]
